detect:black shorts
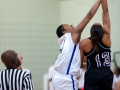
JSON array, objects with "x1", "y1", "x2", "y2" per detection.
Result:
[{"x1": 84, "y1": 67, "x2": 113, "y2": 90}]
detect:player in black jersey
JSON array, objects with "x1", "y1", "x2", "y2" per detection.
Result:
[{"x1": 79, "y1": 0, "x2": 113, "y2": 90}]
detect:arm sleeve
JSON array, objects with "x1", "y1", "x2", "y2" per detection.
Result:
[{"x1": 23, "y1": 74, "x2": 34, "y2": 90}]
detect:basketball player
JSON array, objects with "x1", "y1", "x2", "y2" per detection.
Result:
[
  {"x1": 52, "y1": 0, "x2": 101, "y2": 90},
  {"x1": 79, "y1": 0, "x2": 113, "y2": 90},
  {"x1": 0, "y1": 50, "x2": 34, "y2": 90}
]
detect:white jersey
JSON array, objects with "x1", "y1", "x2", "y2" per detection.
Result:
[
  {"x1": 112, "y1": 74, "x2": 120, "y2": 90},
  {"x1": 54, "y1": 33, "x2": 80, "y2": 76},
  {"x1": 48, "y1": 65, "x2": 56, "y2": 80}
]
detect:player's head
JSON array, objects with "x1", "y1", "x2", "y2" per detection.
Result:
[
  {"x1": 56, "y1": 24, "x2": 74, "y2": 38},
  {"x1": 90, "y1": 23, "x2": 103, "y2": 38},
  {"x1": 1, "y1": 50, "x2": 21, "y2": 69},
  {"x1": 17, "y1": 53, "x2": 23, "y2": 69},
  {"x1": 90, "y1": 23, "x2": 103, "y2": 51}
]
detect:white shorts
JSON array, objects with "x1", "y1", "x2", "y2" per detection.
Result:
[{"x1": 52, "y1": 72, "x2": 78, "y2": 90}]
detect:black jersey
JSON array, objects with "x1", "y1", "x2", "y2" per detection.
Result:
[
  {"x1": 84, "y1": 38, "x2": 113, "y2": 90},
  {"x1": 85, "y1": 38, "x2": 111, "y2": 68}
]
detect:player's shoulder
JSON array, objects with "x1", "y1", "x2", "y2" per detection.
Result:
[
  {"x1": 64, "y1": 33, "x2": 72, "y2": 38},
  {"x1": 80, "y1": 38, "x2": 90, "y2": 46}
]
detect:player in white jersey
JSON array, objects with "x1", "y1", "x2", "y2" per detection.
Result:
[{"x1": 52, "y1": 0, "x2": 101, "y2": 90}]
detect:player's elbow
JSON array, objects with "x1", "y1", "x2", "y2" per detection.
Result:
[{"x1": 87, "y1": 11, "x2": 93, "y2": 18}]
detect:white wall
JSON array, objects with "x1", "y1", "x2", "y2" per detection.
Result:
[
  {"x1": 0, "y1": 0, "x2": 60, "y2": 90},
  {"x1": 0, "y1": 0, "x2": 59, "y2": 24}
]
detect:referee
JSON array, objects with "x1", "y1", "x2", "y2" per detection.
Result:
[{"x1": 0, "y1": 50, "x2": 34, "y2": 90}]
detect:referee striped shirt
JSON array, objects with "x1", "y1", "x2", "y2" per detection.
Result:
[{"x1": 0, "y1": 69, "x2": 34, "y2": 90}]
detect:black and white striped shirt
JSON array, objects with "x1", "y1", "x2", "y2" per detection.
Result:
[{"x1": 0, "y1": 69, "x2": 34, "y2": 90}]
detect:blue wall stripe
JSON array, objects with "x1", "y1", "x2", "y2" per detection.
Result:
[{"x1": 66, "y1": 45, "x2": 77, "y2": 75}]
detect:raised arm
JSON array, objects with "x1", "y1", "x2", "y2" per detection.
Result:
[
  {"x1": 72, "y1": 0, "x2": 101, "y2": 44},
  {"x1": 101, "y1": 0, "x2": 110, "y2": 37}
]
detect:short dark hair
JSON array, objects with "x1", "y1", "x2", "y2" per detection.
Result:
[
  {"x1": 90, "y1": 24, "x2": 103, "y2": 52},
  {"x1": 56, "y1": 24, "x2": 64, "y2": 38},
  {"x1": 1, "y1": 50, "x2": 20, "y2": 68}
]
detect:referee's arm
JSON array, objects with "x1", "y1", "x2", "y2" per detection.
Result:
[{"x1": 23, "y1": 74, "x2": 34, "y2": 90}]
